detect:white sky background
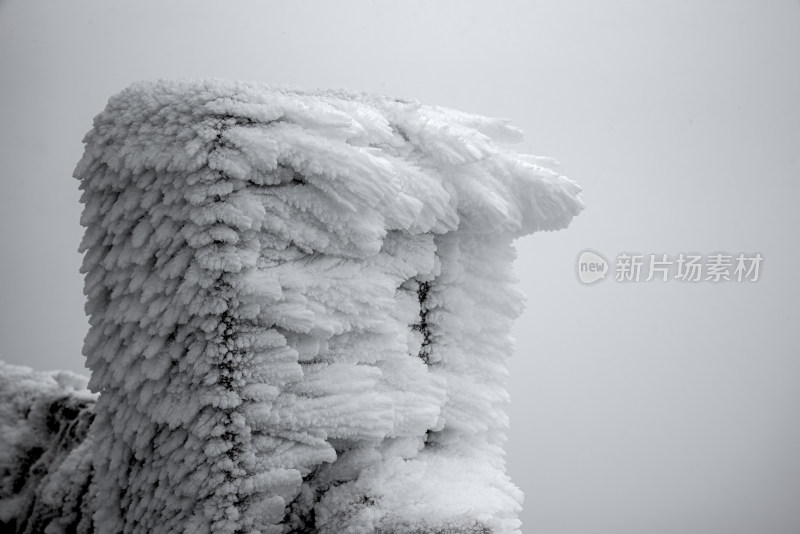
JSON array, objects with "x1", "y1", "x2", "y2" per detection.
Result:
[{"x1": 1, "y1": 1, "x2": 799, "y2": 532}]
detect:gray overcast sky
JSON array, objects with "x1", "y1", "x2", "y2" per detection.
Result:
[{"x1": 1, "y1": 1, "x2": 799, "y2": 533}]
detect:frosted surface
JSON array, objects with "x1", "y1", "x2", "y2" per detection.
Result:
[{"x1": 2, "y1": 79, "x2": 582, "y2": 533}]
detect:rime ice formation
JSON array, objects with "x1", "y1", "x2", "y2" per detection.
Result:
[
  {"x1": 0, "y1": 362, "x2": 96, "y2": 533},
  {"x1": 3, "y1": 79, "x2": 583, "y2": 533}
]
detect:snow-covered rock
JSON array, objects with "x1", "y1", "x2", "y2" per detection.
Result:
[{"x1": 0, "y1": 362, "x2": 96, "y2": 534}]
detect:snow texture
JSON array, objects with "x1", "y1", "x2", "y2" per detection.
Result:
[{"x1": 3, "y1": 79, "x2": 582, "y2": 533}]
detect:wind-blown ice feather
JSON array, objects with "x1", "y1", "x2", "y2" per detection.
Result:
[{"x1": 2, "y1": 79, "x2": 582, "y2": 533}]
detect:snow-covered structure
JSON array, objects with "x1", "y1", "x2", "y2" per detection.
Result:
[{"x1": 2, "y1": 79, "x2": 582, "y2": 533}]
